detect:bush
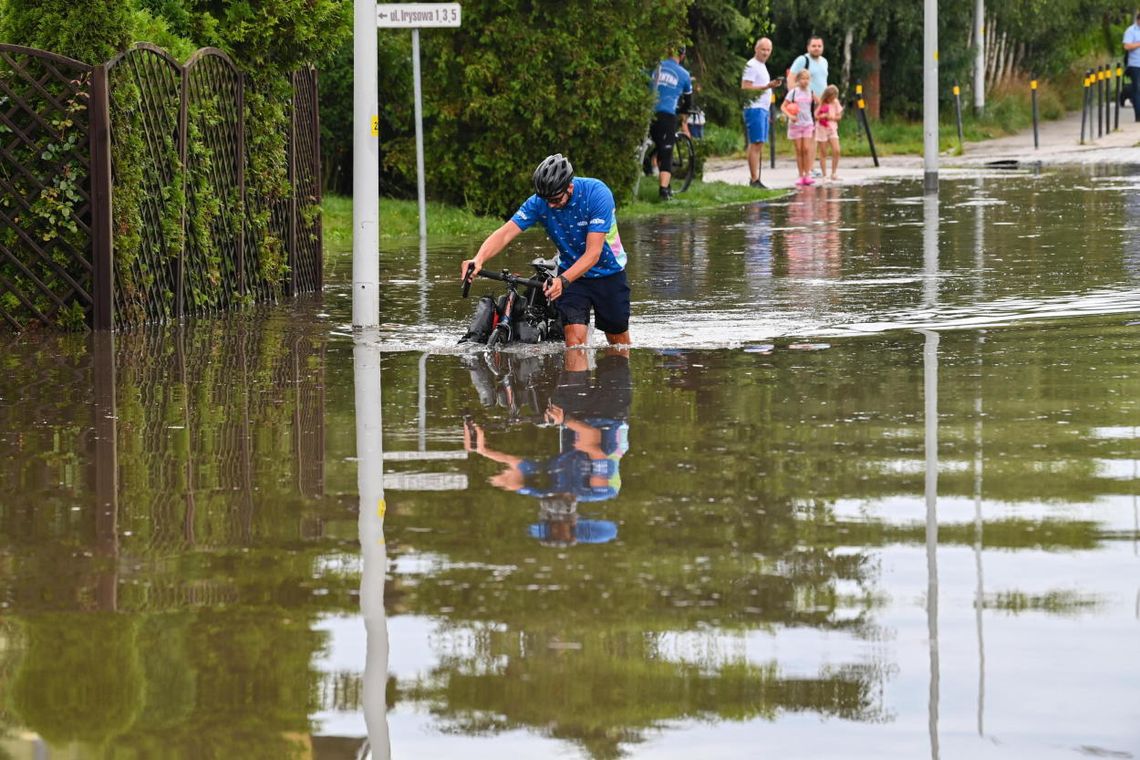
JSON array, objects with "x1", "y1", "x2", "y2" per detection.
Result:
[
  {"x1": 701, "y1": 121, "x2": 746, "y2": 157},
  {"x1": 408, "y1": 0, "x2": 690, "y2": 217}
]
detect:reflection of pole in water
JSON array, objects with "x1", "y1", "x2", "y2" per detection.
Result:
[
  {"x1": 418, "y1": 353, "x2": 429, "y2": 452},
  {"x1": 974, "y1": 177, "x2": 985, "y2": 299},
  {"x1": 355, "y1": 335, "x2": 391, "y2": 760},
  {"x1": 923, "y1": 196, "x2": 939, "y2": 308},
  {"x1": 974, "y1": 333, "x2": 986, "y2": 737},
  {"x1": 923, "y1": 329, "x2": 941, "y2": 760},
  {"x1": 419, "y1": 237, "x2": 429, "y2": 328}
]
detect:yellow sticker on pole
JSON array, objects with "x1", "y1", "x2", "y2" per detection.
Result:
[
  {"x1": 857, "y1": 99, "x2": 865, "y2": 109},
  {"x1": 371, "y1": 116, "x2": 379, "y2": 138},
  {"x1": 855, "y1": 84, "x2": 863, "y2": 95},
  {"x1": 378, "y1": 498, "x2": 387, "y2": 518},
  {"x1": 1030, "y1": 80, "x2": 1037, "y2": 90},
  {"x1": 933, "y1": 50, "x2": 939, "y2": 62},
  {"x1": 952, "y1": 85, "x2": 960, "y2": 96}
]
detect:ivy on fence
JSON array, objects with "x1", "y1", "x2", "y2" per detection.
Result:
[{"x1": 0, "y1": 41, "x2": 322, "y2": 331}]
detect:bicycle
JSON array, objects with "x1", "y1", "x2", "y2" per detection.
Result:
[
  {"x1": 633, "y1": 124, "x2": 696, "y2": 197},
  {"x1": 460, "y1": 260, "x2": 563, "y2": 349}
]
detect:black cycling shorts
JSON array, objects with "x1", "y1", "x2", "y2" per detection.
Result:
[
  {"x1": 557, "y1": 269, "x2": 630, "y2": 335},
  {"x1": 650, "y1": 111, "x2": 677, "y2": 174}
]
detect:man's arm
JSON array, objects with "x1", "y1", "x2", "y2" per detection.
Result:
[{"x1": 461, "y1": 220, "x2": 524, "y2": 280}]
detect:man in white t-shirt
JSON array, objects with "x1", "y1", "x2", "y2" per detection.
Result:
[
  {"x1": 741, "y1": 38, "x2": 782, "y2": 189},
  {"x1": 1124, "y1": 12, "x2": 1140, "y2": 121}
]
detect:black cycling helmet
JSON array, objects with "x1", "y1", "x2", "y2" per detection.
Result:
[{"x1": 532, "y1": 153, "x2": 573, "y2": 201}]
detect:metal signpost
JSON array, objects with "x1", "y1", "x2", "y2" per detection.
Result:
[
  {"x1": 378, "y1": 3, "x2": 462, "y2": 242},
  {"x1": 352, "y1": 0, "x2": 380, "y2": 330}
]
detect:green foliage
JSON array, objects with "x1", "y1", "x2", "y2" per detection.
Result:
[
  {"x1": 321, "y1": 31, "x2": 417, "y2": 197},
  {"x1": 701, "y1": 121, "x2": 747, "y2": 156},
  {"x1": 11, "y1": 615, "x2": 145, "y2": 745},
  {"x1": 0, "y1": 0, "x2": 131, "y2": 63},
  {"x1": 0, "y1": 53, "x2": 96, "y2": 327},
  {"x1": 408, "y1": 0, "x2": 690, "y2": 217},
  {"x1": 687, "y1": 0, "x2": 772, "y2": 126},
  {"x1": 0, "y1": 0, "x2": 345, "y2": 328}
]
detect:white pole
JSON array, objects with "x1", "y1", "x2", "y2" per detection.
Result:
[
  {"x1": 923, "y1": 0, "x2": 939, "y2": 193},
  {"x1": 922, "y1": 192, "x2": 941, "y2": 756},
  {"x1": 924, "y1": 327, "x2": 941, "y2": 760},
  {"x1": 412, "y1": 28, "x2": 428, "y2": 241},
  {"x1": 355, "y1": 336, "x2": 391, "y2": 760},
  {"x1": 974, "y1": 0, "x2": 986, "y2": 114},
  {"x1": 353, "y1": 0, "x2": 381, "y2": 329}
]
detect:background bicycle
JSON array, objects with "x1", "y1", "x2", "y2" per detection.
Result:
[{"x1": 633, "y1": 126, "x2": 696, "y2": 197}]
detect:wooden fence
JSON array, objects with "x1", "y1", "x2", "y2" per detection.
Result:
[{"x1": 0, "y1": 43, "x2": 322, "y2": 331}]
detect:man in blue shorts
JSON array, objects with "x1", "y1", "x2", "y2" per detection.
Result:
[
  {"x1": 1125, "y1": 12, "x2": 1140, "y2": 121},
  {"x1": 741, "y1": 37, "x2": 781, "y2": 189},
  {"x1": 650, "y1": 47, "x2": 693, "y2": 200},
  {"x1": 460, "y1": 154, "x2": 631, "y2": 346}
]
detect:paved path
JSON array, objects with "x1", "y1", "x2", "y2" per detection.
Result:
[{"x1": 703, "y1": 108, "x2": 1140, "y2": 190}]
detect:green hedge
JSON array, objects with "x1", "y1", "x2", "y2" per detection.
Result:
[{"x1": 406, "y1": 0, "x2": 691, "y2": 217}]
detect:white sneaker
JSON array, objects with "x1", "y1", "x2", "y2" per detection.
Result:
[{"x1": 811, "y1": 169, "x2": 822, "y2": 177}]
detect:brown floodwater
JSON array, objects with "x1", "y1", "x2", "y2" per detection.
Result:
[{"x1": 1, "y1": 169, "x2": 1138, "y2": 759}]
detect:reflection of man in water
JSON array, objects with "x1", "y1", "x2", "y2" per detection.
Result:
[{"x1": 463, "y1": 349, "x2": 632, "y2": 546}]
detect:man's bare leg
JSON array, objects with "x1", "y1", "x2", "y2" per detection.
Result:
[{"x1": 747, "y1": 142, "x2": 762, "y2": 183}]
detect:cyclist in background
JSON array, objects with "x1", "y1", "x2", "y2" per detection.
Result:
[{"x1": 650, "y1": 47, "x2": 693, "y2": 201}]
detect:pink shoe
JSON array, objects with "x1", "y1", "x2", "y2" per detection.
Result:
[{"x1": 802, "y1": 176, "x2": 814, "y2": 186}]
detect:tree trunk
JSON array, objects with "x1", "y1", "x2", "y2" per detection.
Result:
[
  {"x1": 842, "y1": 27, "x2": 853, "y2": 97},
  {"x1": 859, "y1": 41, "x2": 881, "y2": 119}
]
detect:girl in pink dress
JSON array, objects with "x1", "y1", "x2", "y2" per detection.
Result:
[
  {"x1": 813, "y1": 85, "x2": 843, "y2": 181},
  {"x1": 781, "y1": 69, "x2": 817, "y2": 186}
]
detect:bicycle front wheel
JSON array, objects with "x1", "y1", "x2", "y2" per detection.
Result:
[
  {"x1": 633, "y1": 139, "x2": 653, "y2": 198},
  {"x1": 672, "y1": 132, "x2": 696, "y2": 193}
]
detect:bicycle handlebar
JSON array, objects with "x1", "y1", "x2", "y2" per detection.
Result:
[{"x1": 462, "y1": 263, "x2": 548, "y2": 298}]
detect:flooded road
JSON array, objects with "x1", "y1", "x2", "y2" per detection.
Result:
[{"x1": 1, "y1": 169, "x2": 1139, "y2": 758}]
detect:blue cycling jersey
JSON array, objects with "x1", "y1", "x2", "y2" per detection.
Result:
[
  {"x1": 652, "y1": 58, "x2": 692, "y2": 114},
  {"x1": 510, "y1": 176, "x2": 626, "y2": 278}
]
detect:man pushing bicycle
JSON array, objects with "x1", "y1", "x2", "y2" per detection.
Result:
[{"x1": 460, "y1": 154, "x2": 631, "y2": 347}]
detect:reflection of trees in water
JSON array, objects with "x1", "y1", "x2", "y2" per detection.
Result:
[
  {"x1": 402, "y1": 630, "x2": 889, "y2": 759},
  {"x1": 0, "y1": 315, "x2": 331, "y2": 757},
  {"x1": 114, "y1": 320, "x2": 325, "y2": 556},
  {"x1": 377, "y1": 321, "x2": 1140, "y2": 754}
]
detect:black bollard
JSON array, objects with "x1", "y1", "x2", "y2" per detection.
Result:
[
  {"x1": 1030, "y1": 77, "x2": 1039, "y2": 149},
  {"x1": 1115, "y1": 64, "x2": 1123, "y2": 131},
  {"x1": 856, "y1": 82, "x2": 879, "y2": 168},
  {"x1": 769, "y1": 105, "x2": 776, "y2": 169},
  {"x1": 1080, "y1": 71, "x2": 1091, "y2": 144},
  {"x1": 1104, "y1": 65, "x2": 1112, "y2": 135},
  {"x1": 953, "y1": 81, "x2": 964, "y2": 151},
  {"x1": 1097, "y1": 66, "x2": 1104, "y2": 138}
]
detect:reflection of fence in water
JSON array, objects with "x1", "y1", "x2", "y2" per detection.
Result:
[
  {"x1": 317, "y1": 671, "x2": 365, "y2": 713},
  {"x1": 110, "y1": 320, "x2": 325, "y2": 553}
]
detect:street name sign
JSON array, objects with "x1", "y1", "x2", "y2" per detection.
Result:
[{"x1": 377, "y1": 3, "x2": 461, "y2": 28}]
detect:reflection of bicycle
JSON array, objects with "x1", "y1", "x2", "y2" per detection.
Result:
[{"x1": 633, "y1": 126, "x2": 695, "y2": 197}]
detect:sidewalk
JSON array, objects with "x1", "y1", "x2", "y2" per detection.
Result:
[{"x1": 702, "y1": 109, "x2": 1140, "y2": 190}]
